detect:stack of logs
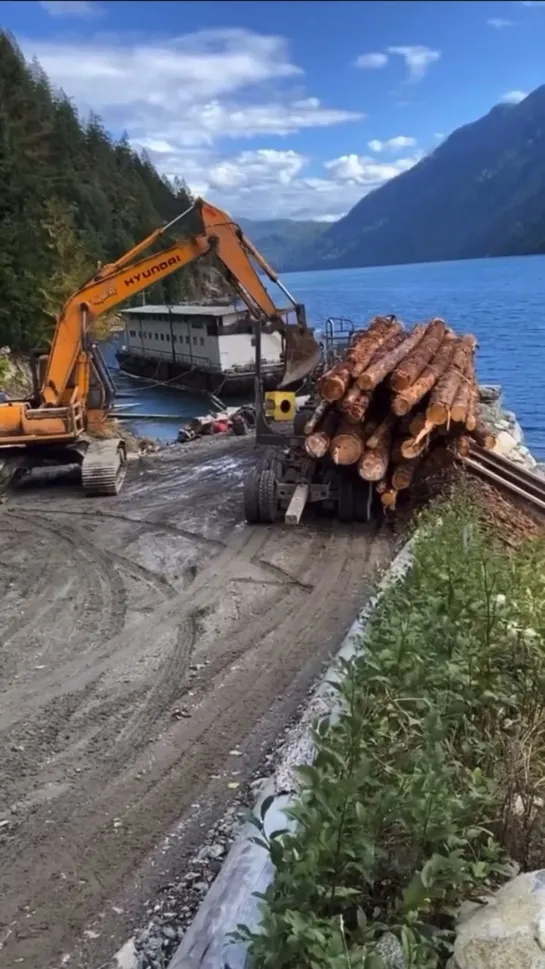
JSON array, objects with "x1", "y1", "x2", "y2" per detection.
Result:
[{"x1": 304, "y1": 314, "x2": 496, "y2": 510}]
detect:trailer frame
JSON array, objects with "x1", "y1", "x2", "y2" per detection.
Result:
[{"x1": 243, "y1": 316, "x2": 373, "y2": 526}]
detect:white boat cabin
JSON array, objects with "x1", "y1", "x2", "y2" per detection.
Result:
[{"x1": 120, "y1": 303, "x2": 292, "y2": 375}]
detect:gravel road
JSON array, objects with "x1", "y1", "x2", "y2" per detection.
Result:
[{"x1": 0, "y1": 436, "x2": 395, "y2": 968}]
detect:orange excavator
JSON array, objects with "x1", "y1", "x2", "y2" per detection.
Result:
[{"x1": 0, "y1": 198, "x2": 320, "y2": 496}]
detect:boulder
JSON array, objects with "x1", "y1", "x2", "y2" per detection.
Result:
[
  {"x1": 451, "y1": 870, "x2": 545, "y2": 969},
  {"x1": 373, "y1": 932, "x2": 407, "y2": 969},
  {"x1": 515, "y1": 446, "x2": 537, "y2": 470},
  {"x1": 493, "y1": 430, "x2": 518, "y2": 457},
  {"x1": 478, "y1": 385, "x2": 503, "y2": 426},
  {"x1": 478, "y1": 385, "x2": 502, "y2": 406}
]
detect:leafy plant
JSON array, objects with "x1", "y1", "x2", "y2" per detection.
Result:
[{"x1": 235, "y1": 492, "x2": 545, "y2": 968}]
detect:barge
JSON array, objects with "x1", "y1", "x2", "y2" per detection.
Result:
[{"x1": 116, "y1": 302, "x2": 313, "y2": 396}]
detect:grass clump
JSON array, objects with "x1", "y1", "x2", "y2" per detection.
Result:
[{"x1": 237, "y1": 491, "x2": 545, "y2": 969}]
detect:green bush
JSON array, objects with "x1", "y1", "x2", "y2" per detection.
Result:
[{"x1": 237, "y1": 493, "x2": 545, "y2": 968}]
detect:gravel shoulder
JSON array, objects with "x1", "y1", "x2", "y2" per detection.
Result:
[{"x1": 0, "y1": 436, "x2": 395, "y2": 969}]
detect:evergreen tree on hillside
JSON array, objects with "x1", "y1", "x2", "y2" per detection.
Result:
[{"x1": 0, "y1": 30, "x2": 225, "y2": 351}]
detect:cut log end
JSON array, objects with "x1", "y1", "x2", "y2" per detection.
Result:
[{"x1": 381, "y1": 489, "x2": 398, "y2": 510}]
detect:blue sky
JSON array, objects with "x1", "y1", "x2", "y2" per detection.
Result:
[{"x1": 1, "y1": 0, "x2": 544, "y2": 221}]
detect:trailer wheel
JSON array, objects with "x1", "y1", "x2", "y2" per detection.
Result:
[
  {"x1": 257, "y1": 447, "x2": 283, "y2": 476},
  {"x1": 354, "y1": 480, "x2": 373, "y2": 522},
  {"x1": 337, "y1": 475, "x2": 354, "y2": 523},
  {"x1": 243, "y1": 468, "x2": 261, "y2": 523},
  {"x1": 257, "y1": 469, "x2": 278, "y2": 524}
]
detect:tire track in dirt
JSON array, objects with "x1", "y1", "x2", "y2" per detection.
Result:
[
  {"x1": 0, "y1": 438, "x2": 397, "y2": 969},
  {"x1": 0, "y1": 523, "x2": 271, "y2": 730}
]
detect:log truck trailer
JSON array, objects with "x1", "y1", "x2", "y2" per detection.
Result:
[{"x1": 0, "y1": 198, "x2": 321, "y2": 497}]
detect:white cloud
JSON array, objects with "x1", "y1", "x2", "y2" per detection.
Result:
[
  {"x1": 23, "y1": 30, "x2": 302, "y2": 111},
  {"x1": 519, "y1": 2, "x2": 545, "y2": 6},
  {"x1": 434, "y1": 132, "x2": 445, "y2": 140},
  {"x1": 368, "y1": 135, "x2": 417, "y2": 152},
  {"x1": 487, "y1": 17, "x2": 514, "y2": 27},
  {"x1": 39, "y1": 0, "x2": 101, "y2": 16},
  {"x1": 354, "y1": 52, "x2": 389, "y2": 69},
  {"x1": 387, "y1": 45, "x2": 441, "y2": 81},
  {"x1": 20, "y1": 29, "x2": 363, "y2": 148},
  {"x1": 17, "y1": 27, "x2": 370, "y2": 218},
  {"x1": 354, "y1": 45, "x2": 440, "y2": 82},
  {"x1": 324, "y1": 152, "x2": 422, "y2": 185},
  {"x1": 134, "y1": 144, "x2": 423, "y2": 222},
  {"x1": 501, "y1": 89, "x2": 528, "y2": 103}
]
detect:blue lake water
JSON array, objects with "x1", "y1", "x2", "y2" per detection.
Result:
[{"x1": 109, "y1": 254, "x2": 545, "y2": 457}]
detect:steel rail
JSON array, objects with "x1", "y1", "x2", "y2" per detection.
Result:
[{"x1": 460, "y1": 445, "x2": 545, "y2": 515}]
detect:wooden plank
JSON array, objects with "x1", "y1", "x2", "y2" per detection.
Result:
[{"x1": 284, "y1": 483, "x2": 309, "y2": 525}]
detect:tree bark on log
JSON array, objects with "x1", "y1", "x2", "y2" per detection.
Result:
[
  {"x1": 390, "y1": 318, "x2": 447, "y2": 393},
  {"x1": 317, "y1": 361, "x2": 352, "y2": 402},
  {"x1": 465, "y1": 384, "x2": 478, "y2": 433},
  {"x1": 304, "y1": 410, "x2": 339, "y2": 459},
  {"x1": 366, "y1": 412, "x2": 396, "y2": 450},
  {"x1": 390, "y1": 330, "x2": 456, "y2": 416},
  {"x1": 391, "y1": 458, "x2": 419, "y2": 491},
  {"x1": 346, "y1": 315, "x2": 403, "y2": 378},
  {"x1": 450, "y1": 377, "x2": 473, "y2": 425},
  {"x1": 304, "y1": 399, "x2": 330, "y2": 435},
  {"x1": 426, "y1": 335, "x2": 477, "y2": 425},
  {"x1": 338, "y1": 384, "x2": 372, "y2": 423},
  {"x1": 329, "y1": 419, "x2": 367, "y2": 465},
  {"x1": 357, "y1": 324, "x2": 427, "y2": 391},
  {"x1": 471, "y1": 420, "x2": 495, "y2": 450}
]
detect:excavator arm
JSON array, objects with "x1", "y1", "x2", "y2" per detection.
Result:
[{"x1": 43, "y1": 198, "x2": 319, "y2": 406}]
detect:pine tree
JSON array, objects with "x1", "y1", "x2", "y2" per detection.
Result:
[{"x1": 0, "y1": 29, "x2": 229, "y2": 352}]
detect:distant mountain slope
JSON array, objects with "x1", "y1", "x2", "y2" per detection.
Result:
[
  {"x1": 237, "y1": 217, "x2": 327, "y2": 270},
  {"x1": 290, "y1": 86, "x2": 545, "y2": 271}
]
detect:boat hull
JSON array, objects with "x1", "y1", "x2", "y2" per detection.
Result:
[{"x1": 114, "y1": 351, "x2": 303, "y2": 397}]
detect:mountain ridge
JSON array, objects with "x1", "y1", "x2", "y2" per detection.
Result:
[
  {"x1": 236, "y1": 216, "x2": 326, "y2": 270},
  {"x1": 287, "y1": 86, "x2": 545, "y2": 272}
]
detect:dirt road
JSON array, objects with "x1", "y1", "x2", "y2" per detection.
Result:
[{"x1": 0, "y1": 437, "x2": 395, "y2": 968}]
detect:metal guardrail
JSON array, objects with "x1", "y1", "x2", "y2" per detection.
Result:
[{"x1": 461, "y1": 445, "x2": 545, "y2": 515}]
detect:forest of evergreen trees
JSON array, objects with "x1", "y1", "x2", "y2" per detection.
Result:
[{"x1": 0, "y1": 30, "x2": 219, "y2": 351}]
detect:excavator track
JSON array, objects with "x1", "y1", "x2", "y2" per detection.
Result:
[{"x1": 81, "y1": 439, "x2": 127, "y2": 497}]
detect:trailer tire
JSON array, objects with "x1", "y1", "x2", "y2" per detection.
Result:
[
  {"x1": 256, "y1": 447, "x2": 283, "y2": 476},
  {"x1": 257, "y1": 469, "x2": 278, "y2": 524},
  {"x1": 354, "y1": 479, "x2": 373, "y2": 522},
  {"x1": 243, "y1": 468, "x2": 261, "y2": 523},
  {"x1": 337, "y1": 475, "x2": 354, "y2": 523}
]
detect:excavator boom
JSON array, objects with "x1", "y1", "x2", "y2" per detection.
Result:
[
  {"x1": 41, "y1": 198, "x2": 320, "y2": 406},
  {"x1": 0, "y1": 197, "x2": 320, "y2": 497}
]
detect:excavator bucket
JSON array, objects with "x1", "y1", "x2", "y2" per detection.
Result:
[{"x1": 279, "y1": 324, "x2": 322, "y2": 388}]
